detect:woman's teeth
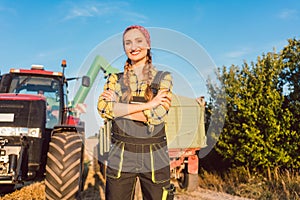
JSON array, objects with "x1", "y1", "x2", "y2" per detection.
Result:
[{"x1": 131, "y1": 51, "x2": 139, "y2": 55}]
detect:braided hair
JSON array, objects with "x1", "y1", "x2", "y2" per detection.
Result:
[{"x1": 121, "y1": 49, "x2": 154, "y2": 102}]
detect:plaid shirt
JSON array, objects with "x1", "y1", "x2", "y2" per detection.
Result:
[{"x1": 97, "y1": 68, "x2": 173, "y2": 125}]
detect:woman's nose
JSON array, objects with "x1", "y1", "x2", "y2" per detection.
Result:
[{"x1": 131, "y1": 42, "x2": 139, "y2": 50}]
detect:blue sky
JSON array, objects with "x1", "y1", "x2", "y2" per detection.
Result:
[{"x1": 1, "y1": 0, "x2": 299, "y2": 137}]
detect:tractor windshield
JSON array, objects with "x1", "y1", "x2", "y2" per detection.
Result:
[{"x1": 9, "y1": 75, "x2": 62, "y2": 128}]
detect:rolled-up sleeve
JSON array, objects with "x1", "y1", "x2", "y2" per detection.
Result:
[
  {"x1": 97, "y1": 74, "x2": 118, "y2": 119},
  {"x1": 143, "y1": 73, "x2": 173, "y2": 125}
]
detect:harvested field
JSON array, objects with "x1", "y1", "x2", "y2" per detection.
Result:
[{"x1": 0, "y1": 164, "x2": 253, "y2": 200}]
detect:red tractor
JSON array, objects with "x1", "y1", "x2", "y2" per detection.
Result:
[{"x1": 0, "y1": 61, "x2": 90, "y2": 199}]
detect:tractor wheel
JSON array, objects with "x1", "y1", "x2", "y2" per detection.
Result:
[
  {"x1": 177, "y1": 167, "x2": 199, "y2": 192},
  {"x1": 45, "y1": 131, "x2": 84, "y2": 200}
]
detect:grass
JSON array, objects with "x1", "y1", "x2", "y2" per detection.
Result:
[{"x1": 198, "y1": 166, "x2": 300, "y2": 200}]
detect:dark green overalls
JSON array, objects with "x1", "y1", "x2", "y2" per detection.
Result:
[{"x1": 105, "y1": 72, "x2": 174, "y2": 200}]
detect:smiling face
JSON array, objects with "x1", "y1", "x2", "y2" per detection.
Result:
[{"x1": 123, "y1": 28, "x2": 150, "y2": 66}]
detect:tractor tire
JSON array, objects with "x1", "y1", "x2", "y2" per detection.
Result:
[
  {"x1": 177, "y1": 167, "x2": 199, "y2": 192},
  {"x1": 45, "y1": 131, "x2": 84, "y2": 200}
]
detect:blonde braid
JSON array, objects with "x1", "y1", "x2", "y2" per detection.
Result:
[
  {"x1": 143, "y1": 50, "x2": 154, "y2": 101},
  {"x1": 122, "y1": 58, "x2": 132, "y2": 102}
]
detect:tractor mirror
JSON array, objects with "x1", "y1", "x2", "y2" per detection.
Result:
[
  {"x1": 82, "y1": 76, "x2": 90, "y2": 87},
  {"x1": 51, "y1": 80, "x2": 59, "y2": 90},
  {"x1": 0, "y1": 74, "x2": 13, "y2": 92}
]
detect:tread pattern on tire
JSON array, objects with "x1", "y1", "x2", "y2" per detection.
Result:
[{"x1": 45, "y1": 132, "x2": 83, "y2": 200}]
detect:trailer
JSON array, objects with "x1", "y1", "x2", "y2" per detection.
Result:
[{"x1": 167, "y1": 95, "x2": 206, "y2": 191}]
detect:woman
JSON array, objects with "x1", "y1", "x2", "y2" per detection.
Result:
[{"x1": 97, "y1": 25, "x2": 174, "y2": 200}]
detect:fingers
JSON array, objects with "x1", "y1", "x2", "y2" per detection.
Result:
[
  {"x1": 162, "y1": 103, "x2": 170, "y2": 110},
  {"x1": 162, "y1": 100, "x2": 171, "y2": 110},
  {"x1": 157, "y1": 89, "x2": 169, "y2": 95},
  {"x1": 160, "y1": 90, "x2": 171, "y2": 101},
  {"x1": 101, "y1": 90, "x2": 117, "y2": 101},
  {"x1": 196, "y1": 96, "x2": 205, "y2": 107},
  {"x1": 152, "y1": 89, "x2": 171, "y2": 109},
  {"x1": 156, "y1": 89, "x2": 170, "y2": 99}
]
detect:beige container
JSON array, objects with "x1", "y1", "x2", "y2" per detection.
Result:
[{"x1": 166, "y1": 95, "x2": 206, "y2": 149}]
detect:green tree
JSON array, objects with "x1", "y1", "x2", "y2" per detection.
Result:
[
  {"x1": 208, "y1": 41, "x2": 299, "y2": 170},
  {"x1": 278, "y1": 38, "x2": 300, "y2": 168}
]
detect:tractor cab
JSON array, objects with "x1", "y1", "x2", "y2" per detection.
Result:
[{"x1": 0, "y1": 65, "x2": 64, "y2": 129}]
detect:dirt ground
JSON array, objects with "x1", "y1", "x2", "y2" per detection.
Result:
[
  {"x1": 80, "y1": 167, "x2": 253, "y2": 200},
  {"x1": 0, "y1": 165, "x2": 253, "y2": 200}
]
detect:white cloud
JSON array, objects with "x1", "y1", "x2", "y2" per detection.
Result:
[
  {"x1": 0, "y1": 5, "x2": 17, "y2": 20},
  {"x1": 122, "y1": 11, "x2": 148, "y2": 24},
  {"x1": 62, "y1": 1, "x2": 148, "y2": 23},
  {"x1": 219, "y1": 39, "x2": 292, "y2": 67},
  {"x1": 0, "y1": 6, "x2": 16, "y2": 14},
  {"x1": 216, "y1": 47, "x2": 254, "y2": 67},
  {"x1": 224, "y1": 49, "x2": 249, "y2": 59},
  {"x1": 277, "y1": 9, "x2": 298, "y2": 20},
  {"x1": 0, "y1": 5, "x2": 17, "y2": 31}
]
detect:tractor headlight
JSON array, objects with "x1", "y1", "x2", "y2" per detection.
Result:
[
  {"x1": 27, "y1": 128, "x2": 42, "y2": 138},
  {"x1": 0, "y1": 127, "x2": 42, "y2": 138}
]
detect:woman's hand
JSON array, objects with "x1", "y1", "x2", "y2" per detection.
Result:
[
  {"x1": 101, "y1": 89, "x2": 118, "y2": 102},
  {"x1": 148, "y1": 89, "x2": 171, "y2": 110},
  {"x1": 196, "y1": 96, "x2": 205, "y2": 107}
]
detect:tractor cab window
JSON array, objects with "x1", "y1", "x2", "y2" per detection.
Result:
[
  {"x1": 0, "y1": 74, "x2": 13, "y2": 93},
  {"x1": 9, "y1": 75, "x2": 62, "y2": 128}
]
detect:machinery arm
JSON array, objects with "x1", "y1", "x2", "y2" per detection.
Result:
[{"x1": 72, "y1": 55, "x2": 120, "y2": 106}]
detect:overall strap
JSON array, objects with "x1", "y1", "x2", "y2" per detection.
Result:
[
  {"x1": 151, "y1": 71, "x2": 170, "y2": 96},
  {"x1": 116, "y1": 72, "x2": 127, "y2": 94},
  {"x1": 116, "y1": 72, "x2": 124, "y2": 80}
]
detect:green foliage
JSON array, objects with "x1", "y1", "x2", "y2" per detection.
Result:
[
  {"x1": 208, "y1": 38, "x2": 300, "y2": 170},
  {"x1": 279, "y1": 39, "x2": 300, "y2": 117}
]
